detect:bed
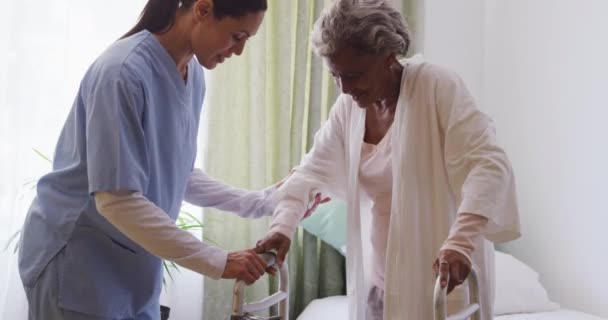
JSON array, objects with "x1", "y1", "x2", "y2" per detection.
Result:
[
  {"x1": 296, "y1": 251, "x2": 606, "y2": 320},
  {"x1": 497, "y1": 310, "x2": 606, "y2": 320},
  {"x1": 298, "y1": 296, "x2": 605, "y2": 320}
]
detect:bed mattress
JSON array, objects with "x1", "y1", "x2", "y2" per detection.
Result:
[
  {"x1": 496, "y1": 310, "x2": 606, "y2": 320},
  {"x1": 296, "y1": 296, "x2": 606, "y2": 320}
]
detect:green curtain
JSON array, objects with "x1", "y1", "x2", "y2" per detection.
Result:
[
  {"x1": 201, "y1": 0, "x2": 423, "y2": 318},
  {"x1": 396, "y1": 0, "x2": 425, "y2": 55},
  {"x1": 201, "y1": 1, "x2": 341, "y2": 319}
]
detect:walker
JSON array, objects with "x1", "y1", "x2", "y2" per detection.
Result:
[
  {"x1": 231, "y1": 252, "x2": 480, "y2": 319},
  {"x1": 434, "y1": 266, "x2": 482, "y2": 320},
  {"x1": 230, "y1": 251, "x2": 289, "y2": 320}
]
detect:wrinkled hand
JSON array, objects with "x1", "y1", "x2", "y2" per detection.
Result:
[
  {"x1": 432, "y1": 249, "x2": 471, "y2": 294},
  {"x1": 221, "y1": 249, "x2": 268, "y2": 285},
  {"x1": 254, "y1": 232, "x2": 291, "y2": 275}
]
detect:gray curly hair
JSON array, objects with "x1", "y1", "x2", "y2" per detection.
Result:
[{"x1": 311, "y1": 0, "x2": 410, "y2": 57}]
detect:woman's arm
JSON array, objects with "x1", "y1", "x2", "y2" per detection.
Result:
[
  {"x1": 267, "y1": 97, "x2": 348, "y2": 240},
  {"x1": 430, "y1": 64, "x2": 520, "y2": 293},
  {"x1": 184, "y1": 168, "x2": 276, "y2": 219},
  {"x1": 258, "y1": 97, "x2": 349, "y2": 264},
  {"x1": 434, "y1": 65, "x2": 521, "y2": 243},
  {"x1": 440, "y1": 213, "x2": 489, "y2": 262}
]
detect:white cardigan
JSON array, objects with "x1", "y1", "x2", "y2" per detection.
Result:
[{"x1": 269, "y1": 60, "x2": 521, "y2": 320}]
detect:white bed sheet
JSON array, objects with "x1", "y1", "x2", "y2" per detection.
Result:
[
  {"x1": 296, "y1": 296, "x2": 606, "y2": 320},
  {"x1": 496, "y1": 310, "x2": 606, "y2": 320},
  {"x1": 296, "y1": 296, "x2": 348, "y2": 320}
]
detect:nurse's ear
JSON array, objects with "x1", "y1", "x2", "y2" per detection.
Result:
[{"x1": 192, "y1": 0, "x2": 213, "y2": 22}]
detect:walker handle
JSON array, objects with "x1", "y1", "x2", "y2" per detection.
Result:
[
  {"x1": 231, "y1": 251, "x2": 289, "y2": 320},
  {"x1": 433, "y1": 266, "x2": 481, "y2": 320}
]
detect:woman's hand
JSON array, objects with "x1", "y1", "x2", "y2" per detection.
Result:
[
  {"x1": 303, "y1": 193, "x2": 331, "y2": 218},
  {"x1": 432, "y1": 249, "x2": 471, "y2": 294},
  {"x1": 221, "y1": 249, "x2": 268, "y2": 285},
  {"x1": 254, "y1": 232, "x2": 291, "y2": 275}
]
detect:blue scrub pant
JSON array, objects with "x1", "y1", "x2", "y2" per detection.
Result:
[{"x1": 24, "y1": 249, "x2": 160, "y2": 320}]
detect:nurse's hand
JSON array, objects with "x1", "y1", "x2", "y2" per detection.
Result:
[
  {"x1": 303, "y1": 193, "x2": 331, "y2": 219},
  {"x1": 274, "y1": 170, "x2": 331, "y2": 219},
  {"x1": 222, "y1": 249, "x2": 268, "y2": 285},
  {"x1": 254, "y1": 232, "x2": 291, "y2": 273},
  {"x1": 432, "y1": 249, "x2": 471, "y2": 294}
]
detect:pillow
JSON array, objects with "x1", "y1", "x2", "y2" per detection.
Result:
[
  {"x1": 299, "y1": 201, "x2": 347, "y2": 255},
  {"x1": 296, "y1": 295, "x2": 348, "y2": 320},
  {"x1": 494, "y1": 251, "x2": 560, "y2": 315}
]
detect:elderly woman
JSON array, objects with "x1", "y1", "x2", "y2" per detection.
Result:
[{"x1": 256, "y1": 0, "x2": 521, "y2": 319}]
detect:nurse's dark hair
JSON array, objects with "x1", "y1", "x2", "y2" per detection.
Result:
[{"x1": 121, "y1": 0, "x2": 268, "y2": 39}]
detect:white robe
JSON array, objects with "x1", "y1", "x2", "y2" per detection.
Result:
[{"x1": 269, "y1": 60, "x2": 521, "y2": 320}]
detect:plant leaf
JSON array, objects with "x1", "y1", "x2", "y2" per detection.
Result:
[
  {"x1": 163, "y1": 260, "x2": 174, "y2": 283},
  {"x1": 32, "y1": 148, "x2": 52, "y2": 164},
  {"x1": 22, "y1": 178, "x2": 38, "y2": 187},
  {"x1": 3, "y1": 230, "x2": 21, "y2": 252},
  {"x1": 179, "y1": 225, "x2": 205, "y2": 231},
  {"x1": 203, "y1": 236, "x2": 219, "y2": 246},
  {"x1": 169, "y1": 261, "x2": 180, "y2": 273},
  {"x1": 179, "y1": 211, "x2": 205, "y2": 227}
]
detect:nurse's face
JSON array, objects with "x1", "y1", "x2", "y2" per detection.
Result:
[{"x1": 189, "y1": 1, "x2": 265, "y2": 69}]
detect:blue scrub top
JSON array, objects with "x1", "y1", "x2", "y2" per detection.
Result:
[{"x1": 18, "y1": 30, "x2": 205, "y2": 318}]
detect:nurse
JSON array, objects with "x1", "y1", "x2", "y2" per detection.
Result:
[{"x1": 17, "y1": 0, "x2": 308, "y2": 319}]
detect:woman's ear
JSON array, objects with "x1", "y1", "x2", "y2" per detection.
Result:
[
  {"x1": 193, "y1": 0, "x2": 213, "y2": 22},
  {"x1": 386, "y1": 52, "x2": 398, "y2": 66}
]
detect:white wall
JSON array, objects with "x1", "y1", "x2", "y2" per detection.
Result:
[
  {"x1": 425, "y1": 0, "x2": 608, "y2": 317},
  {"x1": 423, "y1": 0, "x2": 485, "y2": 101},
  {"x1": 483, "y1": 0, "x2": 608, "y2": 317}
]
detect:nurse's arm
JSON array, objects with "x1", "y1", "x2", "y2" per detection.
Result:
[
  {"x1": 184, "y1": 168, "x2": 275, "y2": 219},
  {"x1": 95, "y1": 190, "x2": 267, "y2": 284}
]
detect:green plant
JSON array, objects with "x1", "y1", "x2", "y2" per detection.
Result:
[
  {"x1": 2, "y1": 148, "x2": 51, "y2": 254},
  {"x1": 3, "y1": 230, "x2": 21, "y2": 254},
  {"x1": 162, "y1": 208, "x2": 217, "y2": 287}
]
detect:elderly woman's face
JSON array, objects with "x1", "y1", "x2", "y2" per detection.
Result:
[{"x1": 326, "y1": 46, "x2": 393, "y2": 108}]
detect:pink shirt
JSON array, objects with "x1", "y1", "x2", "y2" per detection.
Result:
[
  {"x1": 359, "y1": 126, "x2": 488, "y2": 289},
  {"x1": 359, "y1": 127, "x2": 394, "y2": 289}
]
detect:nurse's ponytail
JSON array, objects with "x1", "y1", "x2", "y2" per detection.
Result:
[
  {"x1": 122, "y1": 0, "x2": 193, "y2": 39},
  {"x1": 122, "y1": 0, "x2": 267, "y2": 39}
]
